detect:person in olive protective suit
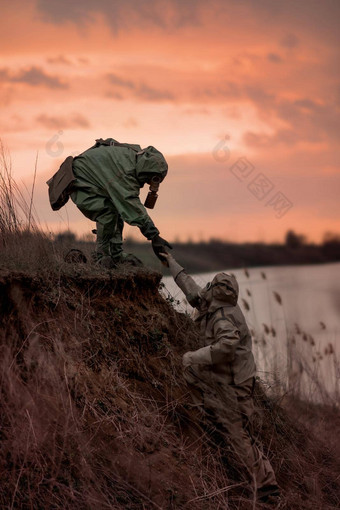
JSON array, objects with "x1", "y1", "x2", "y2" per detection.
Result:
[
  {"x1": 47, "y1": 138, "x2": 172, "y2": 267},
  {"x1": 161, "y1": 252, "x2": 279, "y2": 504}
]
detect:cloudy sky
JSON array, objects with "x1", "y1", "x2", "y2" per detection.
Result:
[{"x1": 1, "y1": 0, "x2": 339, "y2": 242}]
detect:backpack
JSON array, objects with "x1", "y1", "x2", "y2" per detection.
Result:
[
  {"x1": 46, "y1": 156, "x2": 75, "y2": 211},
  {"x1": 46, "y1": 139, "x2": 145, "y2": 211}
]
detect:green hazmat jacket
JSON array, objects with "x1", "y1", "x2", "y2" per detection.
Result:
[
  {"x1": 169, "y1": 261, "x2": 256, "y2": 385},
  {"x1": 71, "y1": 139, "x2": 168, "y2": 240}
]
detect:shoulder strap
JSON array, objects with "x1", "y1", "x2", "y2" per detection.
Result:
[
  {"x1": 76, "y1": 138, "x2": 145, "y2": 159},
  {"x1": 94, "y1": 138, "x2": 145, "y2": 155}
]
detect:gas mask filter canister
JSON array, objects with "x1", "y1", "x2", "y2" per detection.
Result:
[{"x1": 144, "y1": 175, "x2": 161, "y2": 209}]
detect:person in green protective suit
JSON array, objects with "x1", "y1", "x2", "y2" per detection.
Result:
[
  {"x1": 70, "y1": 138, "x2": 172, "y2": 267},
  {"x1": 161, "y1": 252, "x2": 280, "y2": 504}
]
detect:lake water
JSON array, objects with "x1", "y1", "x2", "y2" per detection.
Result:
[{"x1": 162, "y1": 263, "x2": 340, "y2": 402}]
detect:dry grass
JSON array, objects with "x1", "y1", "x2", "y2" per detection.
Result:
[
  {"x1": 240, "y1": 269, "x2": 339, "y2": 406},
  {"x1": 0, "y1": 269, "x2": 241, "y2": 509},
  {"x1": 0, "y1": 268, "x2": 339, "y2": 509}
]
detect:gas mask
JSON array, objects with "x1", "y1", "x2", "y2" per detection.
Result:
[{"x1": 144, "y1": 175, "x2": 161, "y2": 209}]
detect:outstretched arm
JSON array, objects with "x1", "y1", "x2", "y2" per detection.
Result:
[
  {"x1": 161, "y1": 253, "x2": 203, "y2": 306},
  {"x1": 106, "y1": 173, "x2": 160, "y2": 240},
  {"x1": 106, "y1": 175, "x2": 172, "y2": 256}
]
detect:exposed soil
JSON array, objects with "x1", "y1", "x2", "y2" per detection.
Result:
[{"x1": 0, "y1": 267, "x2": 339, "y2": 509}]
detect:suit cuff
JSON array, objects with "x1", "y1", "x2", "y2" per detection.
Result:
[
  {"x1": 168, "y1": 260, "x2": 184, "y2": 279},
  {"x1": 140, "y1": 223, "x2": 159, "y2": 240},
  {"x1": 189, "y1": 346, "x2": 213, "y2": 365}
]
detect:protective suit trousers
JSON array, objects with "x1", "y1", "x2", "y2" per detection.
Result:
[
  {"x1": 71, "y1": 188, "x2": 123, "y2": 260},
  {"x1": 184, "y1": 365, "x2": 277, "y2": 492}
]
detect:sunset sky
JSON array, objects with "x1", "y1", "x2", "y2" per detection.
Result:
[{"x1": 1, "y1": 0, "x2": 339, "y2": 243}]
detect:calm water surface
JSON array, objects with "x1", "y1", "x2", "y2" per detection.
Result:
[{"x1": 162, "y1": 263, "x2": 340, "y2": 401}]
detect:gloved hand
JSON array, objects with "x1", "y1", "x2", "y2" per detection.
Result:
[
  {"x1": 182, "y1": 351, "x2": 193, "y2": 367},
  {"x1": 159, "y1": 252, "x2": 183, "y2": 276},
  {"x1": 182, "y1": 346, "x2": 212, "y2": 367},
  {"x1": 158, "y1": 251, "x2": 173, "y2": 268},
  {"x1": 152, "y1": 235, "x2": 172, "y2": 262}
]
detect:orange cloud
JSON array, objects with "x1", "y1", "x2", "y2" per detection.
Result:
[
  {"x1": 0, "y1": 66, "x2": 68, "y2": 89},
  {"x1": 36, "y1": 113, "x2": 90, "y2": 130},
  {"x1": 0, "y1": 0, "x2": 339, "y2": 243}
]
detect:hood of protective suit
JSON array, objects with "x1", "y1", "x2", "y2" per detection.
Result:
[
  {"x1": 135, "y1": 146, "x2": 168, "y2": 184},
  {"x1": 199, "y1": 272, "x2": 239, "y2": 314}
]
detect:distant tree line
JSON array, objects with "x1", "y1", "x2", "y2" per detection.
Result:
[{"x1": 54, "y1": 229, "x2": 340, "y2": 273}]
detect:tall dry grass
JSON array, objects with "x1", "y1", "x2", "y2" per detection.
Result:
[
  {"x1": 239, "y1": 267, "x2": 339, "y2": 407},
  {"x1": 0, "y1": 139, "x2": 40, "y2": 234},
  {"x1": 0, "y1": 139, "x2": 55, "y2": 271},
  {"x1": 0, "y1": 141, "x2": 95, "y2": 273}
]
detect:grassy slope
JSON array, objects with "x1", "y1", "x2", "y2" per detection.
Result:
[{"x1": 0, "y1": 262, "x2": 339, "y2": 510}]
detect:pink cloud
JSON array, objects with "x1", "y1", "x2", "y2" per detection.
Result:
[{"x1": 0, "y1": 0, "x2": 339, "y2": 243}]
